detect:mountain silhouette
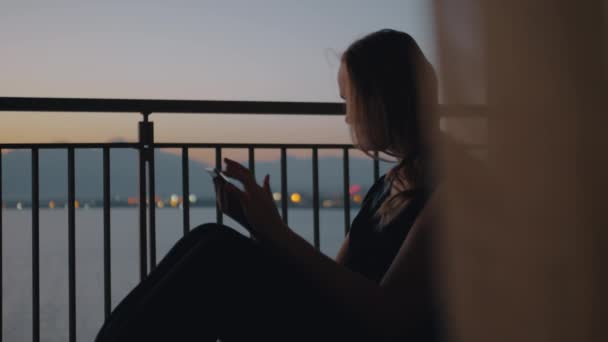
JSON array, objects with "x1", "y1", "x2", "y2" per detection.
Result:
[{"x1": 1, "y1": 149, "x2": 392, "y2": 202}]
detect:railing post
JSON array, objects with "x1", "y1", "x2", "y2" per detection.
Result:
[
  {"x1": 137, "y1": 113, "x2": 154, "y2": 279},
  {"x1": 343, "y1": 148, "x2": 350, "y2": 236},
  {"x1": 32, "y1": 148, "x2": 40, "y2": 342},
  {"x1": 312, "y1": 147, "x2": 320, "y2": 250},
  {"x1": 215, "y1": 147, "x2": 223, "y2": 224},
  {"x1": 0, "y1": 149, "x2": 2, "y2": 342},
  {"x1": 67, "y1": 148, "x2": 76, "y2": 342},
  {"x1": 102, "y1": 148, "x2": 112, "y2": 319},
  {"x1": 182, "y1": 147, "x2": 190, "y2": 236},
  {"x1": 280, "y1": 148, "x2": 288, "y2": 224}
]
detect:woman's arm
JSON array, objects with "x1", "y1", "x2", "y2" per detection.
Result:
[{"x1": 265, "y1": 198, "x2": 436, "y2": 340}]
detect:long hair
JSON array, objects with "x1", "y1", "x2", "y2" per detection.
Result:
[{"x1": 342, "y1": 29, "x2": 438, "y2": 227}]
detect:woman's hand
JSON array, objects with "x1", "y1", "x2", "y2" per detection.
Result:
[{"x1": 215, "y1": 158, "x2": 288, "y2": 241}]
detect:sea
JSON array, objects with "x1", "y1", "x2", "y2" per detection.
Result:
[{"x1": 1, "y1": 207, "x2": 358, "y2": 342}]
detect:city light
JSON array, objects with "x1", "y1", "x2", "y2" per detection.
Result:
[
  {"x1": 170, "y1": 194, "x2": 179, "y2": 208},
  {"x1": 189, "y1": 194, "x2": 197, "y2": 204},
  {"x1": 322, "y1": 199, "x2": 335, "y2": 208},
  {"x1": 273, "y1": 192, "x2": 282, "y2": 201},
  {"x1": 290, "y1": 192, "x2": 302, "y2": 204},
  {"x1": 49, "y1": 200, "x2": 56, "y2": 209},
  {"x1": 157, "y1": 201, "x2": 165, "y2": 209},
  {"x1": 352, "y1": 194, "x2": 363, "y2": 204}
]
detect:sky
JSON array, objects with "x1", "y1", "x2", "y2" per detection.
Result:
[{"x1": 1, "y1": 0, "x2": 438, "y2": 162}]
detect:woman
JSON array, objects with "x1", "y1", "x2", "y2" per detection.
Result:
[{"x1": 96, "y1": 29, "x2": 441, "y2": 342}]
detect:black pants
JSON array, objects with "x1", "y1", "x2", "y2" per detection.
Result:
[{"x1": 95, "y1": 223, "x2": 370, "y2": 342}]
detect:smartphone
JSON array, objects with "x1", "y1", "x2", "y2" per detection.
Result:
[
  {"x1": 205, "y1": 167, "x2": 228, "y2": 181},
  {"x1": 205, "y1": 167, "x2": 243, "y2": 190}
]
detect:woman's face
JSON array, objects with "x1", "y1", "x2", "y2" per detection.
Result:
[{"x1": 338, "y1": 62, "x2": 352, "y2": 125}]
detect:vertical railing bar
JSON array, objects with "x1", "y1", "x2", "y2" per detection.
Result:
[
  {"x1": 67, "y1": 147, "x2": 76, "y2": 342},
  {"x1": 182, "y1": 147, "x2": 190, "y2": 236},
  {"x1": 343, "y1": 148, "x2": 351, "y2": 236},
  {"x1": 215, "y1": 147, "x2": 223, "y2": 225},
  {"x1": 0, "y1": 149, "x2": 3, "y2": 342},
  {"x1": 148, "y1": 149, "x2": 157, "y2": 270},
  {"x1": 280, "y1": 148, "x2": 288, "y2": 224},
  {"x1": 247, "y1": 147, "x2": 255, "y2": 238},
  {"x1": 102, "y1": 148, "x2": 111, "y2": 319},
  {"x1": 373, "y1": 151, "x2": 380, "y2": 182},
  {"x1": 31, "y1": 148, "x2": 40, "y2": 342},
  {"x1": 248, "y1": 147, "x2": 255, "y2": 177},
  {"x1": 137, "y1": 145, "x2": 148, "y2": 281},
  {"x1": 312, "y1": 147, "x2": 320, "y2": 250}
]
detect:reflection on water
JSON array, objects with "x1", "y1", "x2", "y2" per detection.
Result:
[{"x1": 1, "y1": 207, "x2": 356, "y2": 342}]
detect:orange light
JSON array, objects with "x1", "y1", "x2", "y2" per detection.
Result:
[
  {"x1": 170, "y1": 194, "x2": 179, "y2": 208},
  {"x1": 353, "y1": 194, "x2": 363, "y2": 203},
  {"x1": 322, "y1": 200, "x2": 335, "y2": 208},
  {"x1": 290, "y1": 193, "x2": 302, "y2": 204}
]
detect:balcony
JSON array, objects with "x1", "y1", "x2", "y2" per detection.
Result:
[{"x1": 0, "y1": 96, "x2": 484, "y2": 342}]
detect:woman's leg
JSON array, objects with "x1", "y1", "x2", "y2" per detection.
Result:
[
  {"x1": 100, "y1": 223, "x2": 227, "y2": 322},
  {"x1": 96, "y1": 223, "x2": 355, "y2": 342},
  {"x1": 96, "y1": 223, "x2": 245, "y2": 341}
]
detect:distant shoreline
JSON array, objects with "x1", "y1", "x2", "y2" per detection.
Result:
[{"x1": 0, "y1": 200, "x2": 362, "y2": 210}]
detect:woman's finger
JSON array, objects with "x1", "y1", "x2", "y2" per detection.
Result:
[{"x1": 263, "y1": 174, "x2": 272, "y2": 198}]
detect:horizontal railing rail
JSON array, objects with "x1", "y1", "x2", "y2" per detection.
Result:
[
  {"x1": 0, "y1": 97, "x2": 486, "y2": 342},
  {"x1": 0, "y1": 96, "x2": 485, "y2": 117}
]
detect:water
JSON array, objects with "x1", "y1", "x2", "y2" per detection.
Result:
[{"x1": 1, "y1": 207, "x2": 357, "y2": 342}]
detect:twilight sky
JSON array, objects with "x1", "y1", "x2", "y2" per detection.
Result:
[{"x1": 1, "y1": 0, "x2": 437, "y2": 160}]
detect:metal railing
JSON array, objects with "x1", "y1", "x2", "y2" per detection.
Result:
[{"x1": 0, "y1": 97, "x2": 484, "y2": 342}]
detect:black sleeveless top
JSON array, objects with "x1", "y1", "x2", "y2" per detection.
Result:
[
  {"x1": 343, "y1": 175, "x2": 442, "y2": 341},
  {"x1": 343, "y1": 174, "x2": 428, "y2": 283}
]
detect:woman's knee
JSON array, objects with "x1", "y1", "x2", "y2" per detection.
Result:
[
  {"x1": 157, "y1": 223, "x2": 245, "y2": 267},
  {"x1": 186, "y1": 223, "x2": 250, "y2": 248},
  {"x1": 189, "y1": 222, "x2": 240, "y2": 238}
]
